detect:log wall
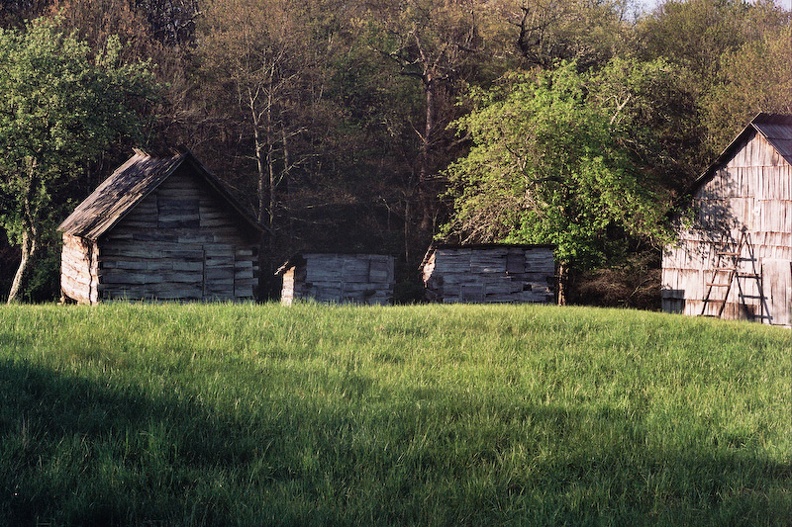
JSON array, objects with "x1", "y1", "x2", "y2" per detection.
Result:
[
  {"x1": 422, "y1": 245, "x2": 555, "y2": 304},
  {"x1": 61, "y1": 165, "x2": 259, "y2": 303},
  {"x1": 60, "y1": 233, "x2": 99, "y2": 304},
  {"x1": 662, "y1": 130, "x2": 792, "y2": 326},
  {"x1": 279, "y1": 253, "x2": 394, "y2": 305}
]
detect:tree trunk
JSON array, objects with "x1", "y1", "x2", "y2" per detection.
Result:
[
  {"x1": 7, "y1": 229, "x2": 37, "y2": 304},
  {"x1": 255, "y1": 125, "x2": 267, "y2": 226},
  {"x1": 417, "y1": 73, "x2": 436, "y2": 232},
  {"x1": 556, "y1": 262, "x2": 568, "y2": 306}
]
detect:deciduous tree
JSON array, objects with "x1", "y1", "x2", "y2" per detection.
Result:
[
  {"x1": 440, "y1": 61, "x2": 673, "y2": 302},
  {"x1": 197, "y1": 0, "x2": 322, "y2": 235},
  {"x1": 0, "y1": 17, "x2": 157, "y2": 302},
  {"x1": 511, "y1": 0, "x2": 632, "y2": 70},
  {"x1": 702, "y1": 25, "x2": 792, "y2": 152}
]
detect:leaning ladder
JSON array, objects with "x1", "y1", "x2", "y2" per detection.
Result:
[{"x1": 700, "y1": 230, "x2": 768, "y2": 322}]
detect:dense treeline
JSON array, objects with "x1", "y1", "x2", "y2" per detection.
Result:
[{"x1": 1, "y1": 0, "x2": 790, "y2": 304}]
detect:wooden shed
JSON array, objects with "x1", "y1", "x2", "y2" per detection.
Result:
[
  {"x1": 58, "y1": 149, "x2": 263, "y2": 304},
  {"x1": 662, "y1": 113, "x2": 792, "y2": 327},
  {"x1": 420, "y1": 244, "x2": 556, "y2": 303},
  {"x1": 276, "y1": 253, "x2": 395, "y2": 305}
]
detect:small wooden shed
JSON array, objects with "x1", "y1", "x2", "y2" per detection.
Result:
[
  {"x1": 58, "y1": 149, "x2": 263, "y2": 304},
  {"x1": 276, "y1": 253, "x2": 395, "y2": 305},
  {"x1": 662, "y1": 113, "x2": 792, "y2": 327},
  {"x1": 420, "y1": 244, "x2": 556, "y2": 303}
]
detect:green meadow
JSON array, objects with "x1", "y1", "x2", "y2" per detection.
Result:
[{"x1": 0, "y1": 303, "x2": 789, "y2": 526}]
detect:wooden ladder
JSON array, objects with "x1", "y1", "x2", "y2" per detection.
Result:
[{"x1": 700, "y1": 230, "x2": 769, "y2": 322}]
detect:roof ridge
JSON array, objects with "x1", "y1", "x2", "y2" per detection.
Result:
[
  {"x1": 59, "y1": 148, "x2": 264, "y2": 239},
  {"x1": 684, "y1": 113, "x2": 792, "y2": 197},
  {"x1": 752, "y1": 112, "x2": 792, "y2": 124}
]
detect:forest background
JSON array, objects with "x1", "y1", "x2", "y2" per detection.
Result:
[{"x1": 0, "y1": 0, "x2": 790, "y2": 305}]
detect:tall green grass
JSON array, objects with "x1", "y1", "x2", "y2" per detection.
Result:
[{"x1": 1, "y1": 303, "x2": 790, "y2": 526}]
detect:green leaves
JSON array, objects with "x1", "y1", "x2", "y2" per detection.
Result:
[
  {"x1": 442, "y1": 60, "x2": 673, "y2": 275},
  {"x1": 0, "y1": 17, "x2": 158, "y2": 301},
  {"x1": 0, "y1": 17, "x2": 151, "y2": 190}
]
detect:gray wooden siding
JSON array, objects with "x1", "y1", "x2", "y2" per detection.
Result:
[
  {"x1": 662, "y1": 130, "x2": 792, "y2": 327},
  {"x1": 280, "y1": 254, "x2": 394, "y2": 305},
  {"x1": 98, "y1": 170, "x2": 257, "y2": 301},
  {"x1": 422, "y1": 246, "x2": 555, "y2": 304},
  {"x1": 62, "y1": 167, "x2": 259, "y2": 303}
]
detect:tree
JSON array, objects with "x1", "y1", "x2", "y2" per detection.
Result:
[
  {"x1": 634, "y1": 0, "x2": 790, "y2": 163},
  {"x1": 0, "y1": 0, "x2": 50, "y2": 27},
  {"x1": 198, "y1": 0, "x2": 307, "y2": 230},
  {"x1": 132, "y1": 0, "x2": 200, "y2": 46},
  {"x1": 364, "y1": 0, "x2": 502, "y2": 236},
  {"x1": 440, "y1": 61, "x2": 672, "y2": 303},
  {"x1": 702, "y1": 25, "x2": 792, "y2": 152},
  {"x1": 47, "y1": 0, "x2": 195, "y2": 175},
  {"x1": 636, "y1": 0, "x2": 751, "y2": 78},
  {"x1": 587, "y1": 56, "x2": 703, "y2": 195},
  {"x1": 511, "y1": 0, "x2": 632, "y2": 70},
  {"x1": 194, "y1": 0, "x2": 362, "y2": 296},
  {"x1": 0, "y1": 17, "x2": 157, "y2": 302}
]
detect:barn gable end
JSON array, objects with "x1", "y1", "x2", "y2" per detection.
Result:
[
  {"x1": 662, "y1": 113, "x2": 792, "y2": 326},
  {"x1": 59, "y1": 149, "x2": 263, "y2": 304},
  {"x1": 421, "y1": 244, "x2": 556, "y2": 304},
  {"x1": 276, "y1": 253, "x2": 395, "y2": 305}
]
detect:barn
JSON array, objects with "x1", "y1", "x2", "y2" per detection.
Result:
[
  {"x1": 662, "y1": 113, "x2": 792, "y2": 327},
  {"x1": 58, "y1": 149, "x2": 263, "y2": 304},
  {"x1": 276, "y1": 253, "x2": 395, "y2": 305},
  {"x1": 420, "y1": 244, "x2": 556, "y2": 303}
]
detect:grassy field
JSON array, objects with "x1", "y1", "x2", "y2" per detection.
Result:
[{"x1": 0, "y1": 302, "x2": 789, "y2": 526}]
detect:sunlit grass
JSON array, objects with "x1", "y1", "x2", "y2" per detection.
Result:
[{"x1": 1, "y1": 302, "x2": 790, "y2": 526}]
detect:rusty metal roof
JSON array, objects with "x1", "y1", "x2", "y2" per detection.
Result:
[{"x1": 58, "y1": 148, "x2": 264, "y2": 240}]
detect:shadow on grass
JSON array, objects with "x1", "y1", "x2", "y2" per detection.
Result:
[
  {"x1": 0, "y1": 360, "x2": 789, "y2": 526},
  {"x1": 0, "y1": 360, "x2": 277, "y2": 526}
]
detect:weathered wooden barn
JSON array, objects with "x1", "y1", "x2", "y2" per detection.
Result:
[
  {"x1": 58, "y1": 149, "x2": 263, "y2": 304},
  {"x1": 662, "y1": 113, "x2": 792, "y2": 327},
  {"x1": 276, "y1": 253, "x2": 395, "y2": 305},
  {"x1": 420, "y1": 244, "x2": 556, "y2": 303}
]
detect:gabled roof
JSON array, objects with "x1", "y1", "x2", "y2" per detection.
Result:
[
  {"x1": 691, "y1": 112, "x2": 792, "y2": 193},
  {"x1": 58, "y1": 148, "x2": 264, "y2": 240}
]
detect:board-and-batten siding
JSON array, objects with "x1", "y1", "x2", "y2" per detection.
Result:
[
  {"x1": 96, "y1": 167, "x2": 257, "y2": 301},
  {"x1": 662, "y1": 126, "x2": 792, "y2": 326},
  {"x1": 279, "y1": 254, "x2": 395, "y2": 305},
  {"x1": 422, "y1": 245, "x2": 555, "y2": 303}
]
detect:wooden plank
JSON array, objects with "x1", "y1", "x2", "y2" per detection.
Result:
[
  {"x1": 101, "y1": 272, "x2": 164, "y2": 285},
  {"x1": 235, "y1": 269, "x2": 254, "y2": 280}
]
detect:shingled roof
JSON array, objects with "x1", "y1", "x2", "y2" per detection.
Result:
[{"x1": 58, "y1": 148, "x2": 263, "y2": 240}]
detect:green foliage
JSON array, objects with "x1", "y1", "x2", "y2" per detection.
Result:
[
  {"x1": 0, "y1": 302, "x2": 789, "y2": 525},
  {"x1": 702, "y1": 25, "x2": 792, "y2": 152},
  {"x1": 441, "y1": 60, "x2": 673, "y2": 274},
  {"x1": 0, "y1": 17, "x2": 157, "y2": 300},
  {"x1": 637, "y1": 0, "x2": 748, "y2": 77},
  {"x1": 634, "y1": 0, "x2": 790, "y2": 164}
]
